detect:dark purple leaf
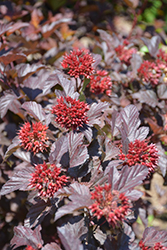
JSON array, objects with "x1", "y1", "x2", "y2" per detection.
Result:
[
  {"x1": 57, "y1": 218, "x2": 87, "y2": 250},
  {"x1": 0, "y1": 22, "x2": 13, "y2": 36},
  {"x1": 55, "y1": 73, "x2": 76, "y2": 97},
  {"x1": 103, "y1": 137, "x2": 120, "y2": 161},
  {"x1": 107, "y1": 165, "x2": 148, "y2": 199},
  {"x1": 82, "y1": 126, "x2": 92, "y2": 143},
  {"x1": 15, "y1": 63, "x2": 45, "y2": 79},
  {"x1": 106, "y1": 109, "x2": 121, "y2": 137},
  {"x1": 92, "y1": 53, "x2": 102, "y2": 68},
  {"x1": 0, "y1": 90, "x2": 21, "y2": 118},
  {"x1": 68, "y1": 131, "x2": 89, "y2": 168},
  {"x1": 23, "y1": 69, "x2": 51, "y2": 95},
  {"x1": 7, "y1": 21, "x2": 29, "y2": 34},
  {"x1": 22, "y1": 101, "x2": 46, "y2": 121},
  {"x1": 42, "y1": 243, "x2": 62, "y2": 250},
  {"x1": 22, "y1": 87, "x2": 42, "y2": 100},
  {"x1": 156, "y1": 143, "x2": 167, "y2": 177},
  {"x1": 49, "y1": 135, "x2": 68, "y2": 164},
  {"x1": 93, "y1": 226, "x2": 107, "y2": 245},
  {"x1": 10, "y1": 225, "x2": 43, "y2": 250},
  {"x1": 130, "y1": 53, "x2": 142, "y2": 76},
  {"x1": 141, "y1": 227, "x2": 167, "y2": 247},
  {"x1": 54, "y1": 182, "x2": 92, "y2": 221},
  {"x1": 132, "y1": 90, "x2": 158, "y2": 108},
  {"x1": 13, "y1": 149, "x2": 31, "y2": 163},
  {"x1": 41, "y1": 18, "x2": 72, "y2": 38},
  {"x1": 119, "y1": 105, "x2": 149, "y2": 153},
  {"x1": 157, "y1": 84, "x2": 167, "y2": 99},
  {"x1": 118, "y1": 165, "x2": 148, "y2": 196},
  {"x1": 25, "y1": 198, "x2": 51, "y2": 228},
  {"x1": 141, "y1": 36, "x2": 161, "y2": 57},
  {"x1": 0, "y1": 166, "x2": 34, "y2": 195},
  {"x1": 97, "y1": 29, "x2": 119, "y2": 50},
  {"x1": 4, "y1": 136, "x2": 20, "y2": 161},
  {"x1": 88, "y1": 102, "x2": 108, "y2": 126}
]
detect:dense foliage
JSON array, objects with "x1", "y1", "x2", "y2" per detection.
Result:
[{"x1": 0, "y1": 0, "x2": 167, "y2": 249}]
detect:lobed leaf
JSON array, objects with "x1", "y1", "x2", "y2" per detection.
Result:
[
  {"x1": 10, "y1": 225, "x2": 43, "y2": 250},
  {"x1": 21, "y1": 101, "x2": 46, "y2": 121},
  {"x1": 0, "y1": 166, "x2": 34, "y2": 196},
  {"x1": 68, "y1": 131, "x2": 89, "y2": 168},
  {"x1": 54, "y1": 182, "x2": 92, "y2": 221},
  {"x1": 57, "y1": 218, "x2": 87, "y2": 250}
]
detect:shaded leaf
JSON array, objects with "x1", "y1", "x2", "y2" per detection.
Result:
[
  {"x1": 22, "y1": 87, "x2": 42, "y2": 100},
  {"x1": 49, "y1": 135, "x2": 68, "y2": 164},
  {"x1": 68, "y1": 131, "x2": 89, "y2": 168},
  {"x1": 93, "y1": 226, "x2": 107, "y2": 245},
  {"x1": 6, "y1": 21, "x2": 29, "y2": 35},
  {"x1": 22, "y1": 101, "x2": 46, "y2": 121},
  {"x1": 41, "y1": 18, "x2": 72, "y2": 38},
  {"x1": 10, "y1": 225, "x2": 43, "y2": 250},
  {"x1": 0, "y1": 22, "x2": 13, "y2": 36},
  {"x1": 54, "y1": 182, "x2": 92, "y2": 221},
  {"x1": 156, "y1": 143, "x2": 167, "y2": 177},
  {"x1": 16, "y1": 63, "x2": 45, "y2": 80},
  {"x1": 0, "y1": 166, "x2": 34, "y2": 195},
  {"x1": 25, "y1": 198, "x2": 51, "y2": 228},
  {"x1": 97, "y1": 29, "x2": 119, "y2": 50},
  {"x1": 4, "y1": 136, "x2": 20, "y2": 161}
]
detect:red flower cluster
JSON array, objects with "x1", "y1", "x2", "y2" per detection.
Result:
[
  {"x1": 119, "y1": 139, "x2": 159, "y2": 176},
  {"x1": 18, "y1": 121, "x2": 49, "y2": 154},
  {"x1": 29, "y1": 162, "x2": 68, "y2": 198},
  {"x1": 138, "y1": 60, "x2": 162, "y2": 86},
  {"x1": 61, "y1": 48, "x2": 95, "y2": 78},
  {"x1": 157, "y1": 49, "x2": 167, "y2": 63},
  {"x1": 139, "y1": 240, "x2": 167, "y2": 250},
  {"x1": 25, "y1": 246, "x2": 36, "y2": 250},
  {"x1": 52, "y1": 96, "x2": 89, "y2": 130},
  {"x1": 89, "y1": 184, "x2": 130, "y2": 228},
  {"x1": 115, "y1": 44, "x2": 137, "y2": 65},
  {"x1": 89, "y1": 70, "x2": 112, "y2": 95}
]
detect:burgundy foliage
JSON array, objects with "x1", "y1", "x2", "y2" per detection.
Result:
[{"x1": 0, "y1": 1, "x2": 167, "y2": 250}]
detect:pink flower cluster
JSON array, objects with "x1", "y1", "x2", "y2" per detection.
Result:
[
  {"x1": 139, "y1": 240, "x2": 167, "y2": 250},
  {"x1": 52, "y1": 96, "x2": 89, "y2": 130},
  {"x1": 89, "y1": 184, "x2": 130, "y2": 228},
  {"x1": 119, "y1": 139, "x2": 159, "y2": 176},
  {"x1": 18, "y1": 121, "x2": 49, "y2": 154},
  {"x1": 138, "y1": 60, "x2": 163, "y2": 86},
  {"x1": 89, "y1": 70, "x2": 112, "y2": 95},
  {"x1": 29, "y1": 162, "x2": 68, "y2": 198},
  {"x1": 115, "y1": 44, "x2": 137, "y2": 65},
  {"x1": 61, "y1": 48, "x2": 95, "y2": 78}
]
